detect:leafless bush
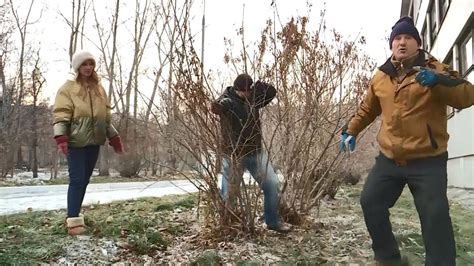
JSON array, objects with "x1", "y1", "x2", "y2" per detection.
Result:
[
  {"x1": 224, "y1": 15, "x2": 374, "y2": 225},
  {"x1": 146, "y1": 9, "x2": 375, "y2": 237}
]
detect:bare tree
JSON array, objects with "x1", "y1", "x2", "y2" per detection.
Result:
[
  {"x1": 9, "y1": 0, "x2": 36, "y2": 171},
  {"x1": 58, "y1": 0, "x2": 89, "y2": 60},
  {"x1": 115, "y1": 0, "x2": 158, "y2": 177},
  {"x1": 0, "y1": 0, "x2": 44, "y2": 177},
  {"x1": 27, "y1": 52, "x2": 45, "y2": 178},
  {"x1": 0, "y1": 1, "x2": 15, "y2": 178},
  {"x1": 93, "y1": 0, "x2": 121, "y2": 176},
  {"x1": 9, "y1": 0, "x2": 35, "y2": 107},
  {"x1": 139, "y1": 0, "x2": 175, "y2": 176}
]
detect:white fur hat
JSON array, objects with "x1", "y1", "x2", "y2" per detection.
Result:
[{"x1": 71, "y1": 50, "x2": 96, "y2": 72}]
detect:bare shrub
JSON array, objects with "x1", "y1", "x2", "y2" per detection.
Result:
[{"x1": 148, "y1": 8, "x2": 375, "y2": 238}]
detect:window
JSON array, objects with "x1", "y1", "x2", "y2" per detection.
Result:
[
  {"x1": 422, "y1": 23, "x2": 430, "y2": 50},
  {"x1": 467, "y1": 70, "x2": 474, "y2": 83},
  {"x1": 459, "y1": 33, "x2": 473, "y2": 75},
  {"x1": 444, "y1": 52, "x2": 454, "y2": 76},
  {"x1": 429, "y1": 3, "x2": 437, "y2": 42},
  {"x1": 413, "y1": 0, "x2": 421, "y2": 22},
  {"x1": 439, "y1": 0, "x2": 450, "y2": 24},
  {"x1": 444, "y1": 52, "x2": 455, "y2": 118},
  {"x1": 448, "y1": 25, "x2": 473, "y2": 118},
  {"x1": 447, "y1": 106, "x2": 455, "y2": 118}
]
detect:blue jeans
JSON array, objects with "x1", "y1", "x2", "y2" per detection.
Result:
[
  {"x1": 67, "y1": 145, "x2": 100, "y2": 217},
  {"x1": 220, "y1": 152, "x2": 281, "y2": 227}
]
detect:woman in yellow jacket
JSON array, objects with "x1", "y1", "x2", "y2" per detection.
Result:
[{"x1": 53, "y1": 50, "x2": 123, "y2": 236}]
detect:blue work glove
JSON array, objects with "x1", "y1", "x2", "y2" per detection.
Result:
[
  {"x1": 340, "y1": 132, "x2": 356, "y2": 152},
  {"x1": 414, "y1": 67, "x2": 464, "y2": 87}
]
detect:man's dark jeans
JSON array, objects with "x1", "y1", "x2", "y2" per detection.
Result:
[
  {"x1": 67, "y1": 145, "x2": 100, "y2": 217},
  {"x1": 360, "y1": 152, "x2": 455, "y2": 266}
]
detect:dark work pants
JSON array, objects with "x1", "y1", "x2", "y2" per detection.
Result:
[
  {"x1": 67, "y1": 145, "x2": 100, "y2": 217},
  {"x1": 360, "y1": 152, "x2": 455, "y2": 266}
]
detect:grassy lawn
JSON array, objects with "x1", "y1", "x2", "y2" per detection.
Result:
[
  {"x1": 0, "y1": 185, "x2": 473, "y2": 264},
  {"x1": 338, "y1": 186, "x2": 474, "y2": 265},
  {"x1": 390, "y1": 188, "x2": 474, "y2": 265},
  {"x1": 0, "y1": 194, "x2": 197, "y2": 264}
]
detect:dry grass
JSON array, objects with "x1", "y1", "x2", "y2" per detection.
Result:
[{"x1": 1, "y1": 184, "x2": 473, "y2": 265}]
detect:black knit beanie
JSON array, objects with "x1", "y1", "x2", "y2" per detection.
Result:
[{"x1": 389, "y1": 16, "x2": 421, "y2": 48}]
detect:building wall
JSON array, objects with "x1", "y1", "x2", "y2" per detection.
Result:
[
  {"x1": 440, "y1": 2, "x2": 474, "y2": 188},
  {"x1": 447, "y1": 108, "x2": 474, "y2": 188},
  {"x1": 403, "y1": 0, "x2": 474, "y2": 188},
  {"x1": 428, "y1": 0, "x2": 473, "y2": 60}
]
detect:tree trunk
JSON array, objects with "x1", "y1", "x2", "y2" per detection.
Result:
[
  {"x1": 31, "y1": 135, "x2": 38, "y2": 178},
  {"x1": 51, "y1": 151, "x2": 59, "y2": 180},
  {"x1": 31, "y1": 96, "x2": 38, "y2": 178},
  {"x1": 16, "y1": 144, "x2": 23, "y2": 169},
  {"x1": 151, "y1": 145, "x2": 157, "y2": 176},
  {"x1": 99, "y1": 146, "x2": 110, "y2": 176}
]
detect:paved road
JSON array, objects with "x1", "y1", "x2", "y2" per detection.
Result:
[{"x1": 0, "y1": 180, "x2": 200, "y2": 215}]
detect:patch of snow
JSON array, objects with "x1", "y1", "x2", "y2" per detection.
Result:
[
  {"x1": 4, "y1": 168, "x2": 102, "y2": 186},
  {"x1": 12, "y1": 171, "x2": 51, "y2": 180},
  {"x1": 0, "y1": 180, "x2": 201, "y2": 215},
  {"x1": 55, "y1": 237, "x2": 120, "y2": 264}
]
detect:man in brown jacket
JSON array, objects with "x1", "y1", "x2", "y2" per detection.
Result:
[{"x1": 341, "y1": 17, "x2": 474, "y2": 265}]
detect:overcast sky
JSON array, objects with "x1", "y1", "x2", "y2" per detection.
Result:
[
  {"x1": 5, "y1": 0, "x2": 402, "y2": 103},
  {"x1": 201, "y1": 0, "x2": 401, "y2": 64}
]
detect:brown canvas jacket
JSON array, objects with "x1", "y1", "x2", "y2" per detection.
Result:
[{"x1": 347, "y1": 50, "x2": 474, "y2": 160}]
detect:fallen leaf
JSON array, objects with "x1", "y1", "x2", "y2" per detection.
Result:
[
  {"x1": 120, "y1": 229, "x2": 129, "y2": 237},
  {"x1": 116, "y1": 241, "x2": 132, "y2": 249}
]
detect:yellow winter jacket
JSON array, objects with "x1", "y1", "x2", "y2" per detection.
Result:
[
  {"x1": 53, "y1": 78, "x2": 118, "y2": 148},
  {"x1": 347, "y1": 50, "x2": 474, "y2": 160}
]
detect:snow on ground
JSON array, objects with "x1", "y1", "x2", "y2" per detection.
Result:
[
  {"x1": 3, "y1": 168, "x2": 123, "y2": 185},
  {"x1": 2, "y1": 172, "x2": 474, "y2": 218},
  {"x1": 7, "y1": 169, "x2": 70, "y2": 184},
  {"x1": 0, "y1": 172, "x2": 262, "y2": 215},
  {"x1": 11, "y1": 171, "x2": 54, "y2": 180},
  {"x1": 0, "y1": 180, "x2": 201, "y2": 215}
]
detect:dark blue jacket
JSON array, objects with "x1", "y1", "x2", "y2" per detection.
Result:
[{"x1": 211, "y1": 81, "x2": 276, "y2": 157}]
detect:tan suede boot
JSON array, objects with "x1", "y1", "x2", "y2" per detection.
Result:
[{"x1": 65, "y1": 216, "x2": 86, "y2": 236}]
